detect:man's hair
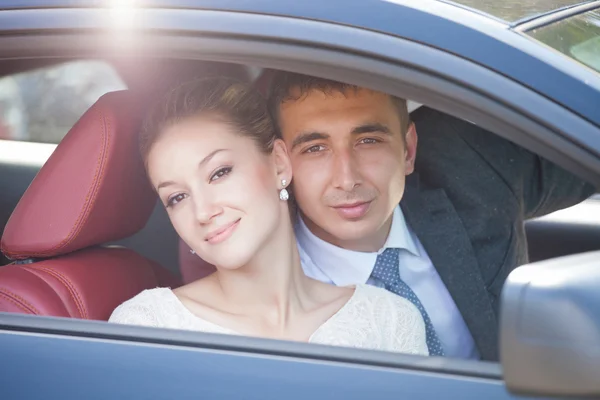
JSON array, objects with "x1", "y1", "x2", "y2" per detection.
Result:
[
  {"x1": 267, "y1": 71, "x2": 411, "y2": 138},
  {"x1": 140, "y1": 76, "x2": 275, "y2": 165}
]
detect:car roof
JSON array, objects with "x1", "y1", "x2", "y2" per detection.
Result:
[
  {"x1": 2, "y1": 0, "x2": 593, "y2": 49},
  {"x1": 1, "y1": 0, "x2": 599, "y2": 127},
  {"x1": 3, "y1": 0, "x2": 594, "y2": 22},
  {"x1": 1, "y1": 0, "x2": 593, "y2": 38}
]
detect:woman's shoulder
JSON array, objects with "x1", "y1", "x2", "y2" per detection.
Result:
[
  {"x1": 116, "y1": 287, "x2": 175, "y2": 309},
  {"x1": 109, "y1": 287, "x2": 176, "y2": 327}
]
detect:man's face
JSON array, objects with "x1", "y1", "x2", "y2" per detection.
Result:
[{"x1": 278, "y1": 88, "x2": 417, "y2": 251}]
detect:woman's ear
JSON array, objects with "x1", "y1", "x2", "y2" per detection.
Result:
[{"x1": 272, "y1": 138, "x2": 293, "y2": 186}]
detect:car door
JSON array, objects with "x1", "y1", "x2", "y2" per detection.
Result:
[
  {"x1": 1, "y1": 2, "x2": 599, "y2": 399},
  {"x1": 1, "y1": 314, "x2": 511, "y2": 400}
]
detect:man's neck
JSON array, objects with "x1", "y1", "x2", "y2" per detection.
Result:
[{"x1": 300, "y1": 212, "x2": 393, "y2": 253}]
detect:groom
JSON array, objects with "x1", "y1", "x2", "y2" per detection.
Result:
[{"x1": 265, "y1": 72, "x2": 595, "y2": 361}]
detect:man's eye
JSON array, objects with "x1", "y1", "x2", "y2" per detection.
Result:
[
  {"x1": 167, "y1": 193, "x2": 187, "y2": 208},
  {"x1": 304, "y1": 145, "x2": 325, "y2": 153},
  {"x1": 210, "y1": 166, "x2": 232, "y2": 182},
  {"x1": 359, "y1": 138, "x2": 380, "y2": 145}
]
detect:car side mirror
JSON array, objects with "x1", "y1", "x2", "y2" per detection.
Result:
[{"x1": 500, "y1": 251, "x2": 600, "y2": 398}]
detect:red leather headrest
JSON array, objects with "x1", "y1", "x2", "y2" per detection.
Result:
[{"x1": 1, "y1": 91, "x2": 156, "y2": 260}]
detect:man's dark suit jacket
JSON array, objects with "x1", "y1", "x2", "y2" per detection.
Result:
[{"x1": 405, "y1": 107, "x2": 596, "y2": 362}]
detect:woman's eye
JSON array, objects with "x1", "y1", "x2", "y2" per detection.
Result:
[
  {"x1": 210, "y1": 166, "x2": 232, "y2": 182},
  {"x1": 167, "y1": 193, "x2": 187, "y2": 208},
  {"x1": 304, "y1": 145, "x2": 325, "y2": 154}
]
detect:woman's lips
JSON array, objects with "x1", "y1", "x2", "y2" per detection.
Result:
[
  {"x1": 205, "y1": 219, "x2": 241, "y2": 245},
  {"x1": 332, "y1": 201, "x2": 372, "y2": 220}
]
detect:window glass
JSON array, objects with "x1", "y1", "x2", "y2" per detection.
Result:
[
  {"x1": 527, "y1": 8, "x2": 600, "y2": 73},
  {"x1": 0, "y1": 60, "x2": 127, "y2": 144}
]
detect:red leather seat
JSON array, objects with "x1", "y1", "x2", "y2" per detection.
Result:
[
  {"x1": 0, "y1": 90, "x2": 180, "y2": 320},
  {"x1": 179, "y1": 241, "x2": 216, "y2": 284}
]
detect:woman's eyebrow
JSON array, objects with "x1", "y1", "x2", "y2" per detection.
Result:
[
  {"x1": 157, "y1": 180, "x2": 176, "y2": 190},
  {"x1": 198, "y1": 148, "x2": 228, "y2": 168},
  {"x1": 156, "y1": 148, "x2": 229, "y2": 190}
]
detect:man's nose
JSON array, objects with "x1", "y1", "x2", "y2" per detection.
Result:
[
  {"x1": 192, "y1": 194, "x2": 222, "y2": 225},
  {"x1": 331, "y1": 150, "x2": 361, "y2": 192}
]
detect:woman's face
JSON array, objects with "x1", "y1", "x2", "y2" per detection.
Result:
[{"x1": 147, "y1": 116, "x2": 290, "y2": 270}]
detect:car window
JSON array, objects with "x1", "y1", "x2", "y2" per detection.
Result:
[
  {"x1": 527, "y1": 7, "x2": 600, "y2": 73},
  {"x1": 0, "y1": 60, "x2": 127, "y2": 144},
  {"x1": 0, "y1": 33, "x2": 596, "y2": 382}
]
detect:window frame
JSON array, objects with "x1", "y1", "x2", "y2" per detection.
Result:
[
  {"x1": 0, "y1": 313, "x2": 509, "y2": 399},
  {"x1": 0, "y1": 6, "x2": 599, "y2": 395}
]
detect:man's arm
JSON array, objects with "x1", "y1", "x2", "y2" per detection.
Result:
[
  {"x1": 517, "y1": 149, "x2": 596, "y2": 219},
  {"x1": 412, "y1": 107, "x2": 596, "y2": 219}
]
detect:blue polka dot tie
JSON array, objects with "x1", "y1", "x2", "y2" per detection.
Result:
[{"x1": 371, "y1": 247, "x2": 445, "y2": 356}]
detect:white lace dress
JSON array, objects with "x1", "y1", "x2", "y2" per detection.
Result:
[{"x1": 109, "y1": 284, "x2": 428, "y2": 355}]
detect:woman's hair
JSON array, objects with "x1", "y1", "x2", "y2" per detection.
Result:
[{"x1": 140, "y1": 77, "x2": 275, "y2": 164}]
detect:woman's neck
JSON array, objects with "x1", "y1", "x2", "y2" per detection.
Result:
[{"x1": 213, "y1": 211, "x2": 311, "y2": 331}]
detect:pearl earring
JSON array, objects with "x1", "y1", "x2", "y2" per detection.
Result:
[
  {"x1": 190, "y1": 249, "x2": 196, "y2": 255},
  {"x1": 279, "y1": 179, "x2": 289, "y2": 201}
]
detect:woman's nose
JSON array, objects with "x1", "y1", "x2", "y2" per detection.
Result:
[{"x1": 192, "y1": 195, "x2": 223, "y2": 224}]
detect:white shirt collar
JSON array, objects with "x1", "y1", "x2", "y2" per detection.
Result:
[{"x1": 295, "y1": 206, "x2": 420, "y2": 287}]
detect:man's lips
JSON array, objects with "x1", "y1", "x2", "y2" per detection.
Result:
[
  {"x1": 205, "y1": 219, "x2": 241, "y2": 244},
  {"x1": 331, "y1": 201, "x2": 372, "y2": 220}
]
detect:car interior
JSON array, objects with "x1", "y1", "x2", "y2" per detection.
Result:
[{"x1": 0, "y1": 57, "x2": 599, "y2": 320}]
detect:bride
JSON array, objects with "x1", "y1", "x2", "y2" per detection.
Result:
[{"x1": 110, "y1": 77, "x2": 428, "y2": 355}]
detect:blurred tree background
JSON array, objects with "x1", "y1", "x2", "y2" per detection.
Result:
[
  {"x1": 0, "y1": 61, "x2": 126, "y2": 143},
  {"x1": 454, "y1": 0, "x2": 599, "y2": 73},
  {"x1": 454, "y1": 0, "x2": 581, "y2": 21},
  {"x1": 529, "y1": 9, "x2": 600, "y2": 72}
]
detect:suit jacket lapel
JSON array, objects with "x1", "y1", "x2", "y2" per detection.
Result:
[{"x1": 401, "y1": 179, "x2": 499, "y2": 361}]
